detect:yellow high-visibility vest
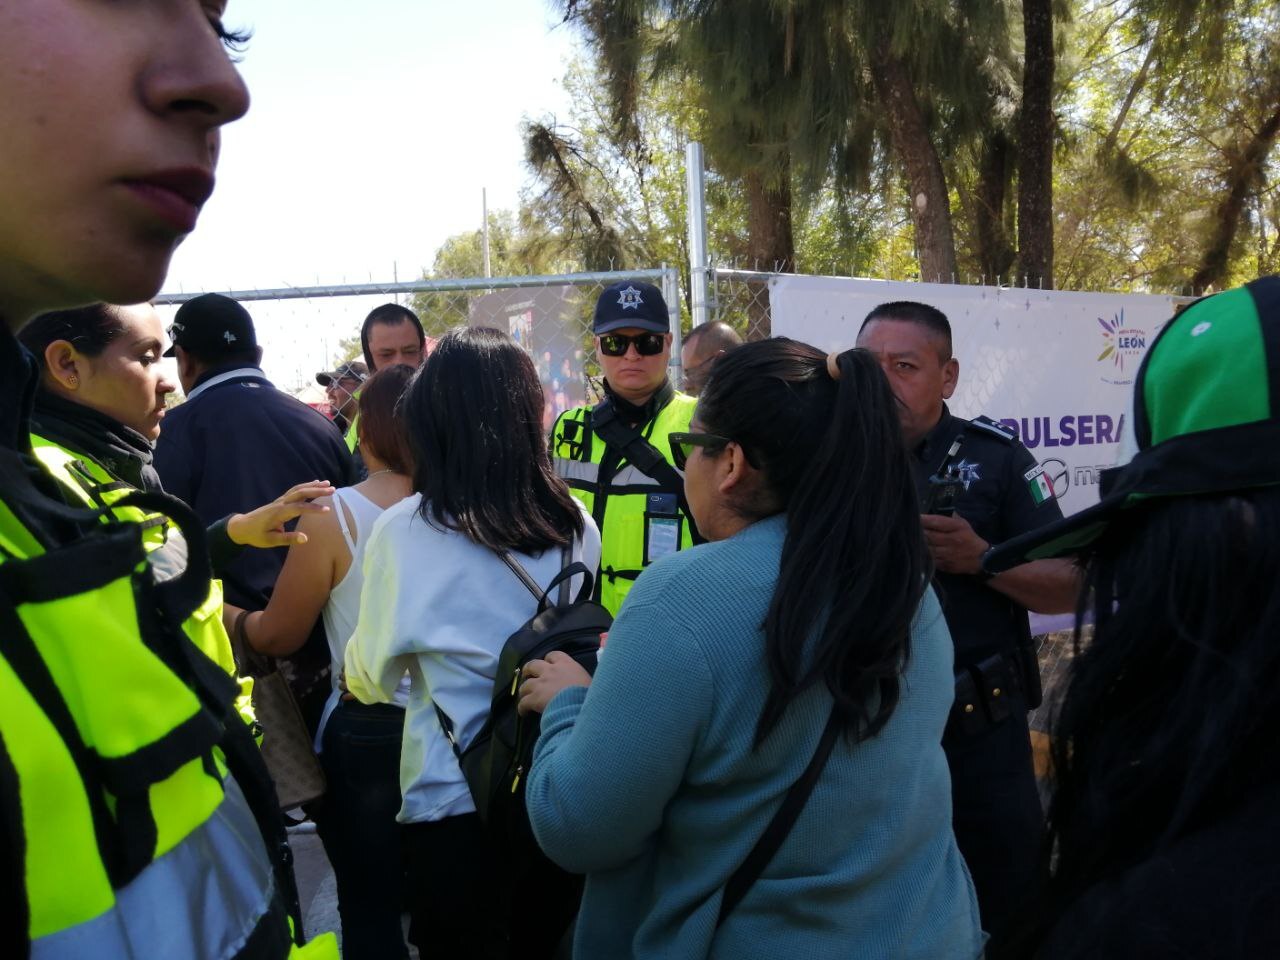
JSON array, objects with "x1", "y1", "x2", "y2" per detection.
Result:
[
  {"x1": 0, "y1": 489, "x2": 337, "y2": 956},
  {"x1": 551, "y1": 388, "x2": 697, "y2": 615},
  {"x1": 30, "y1": 434, "x2": 255, "y2": 728}
]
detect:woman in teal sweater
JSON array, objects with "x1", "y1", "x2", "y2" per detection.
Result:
[{"x1": 519, "y1": 340, "x2": 982, "y2": 959}]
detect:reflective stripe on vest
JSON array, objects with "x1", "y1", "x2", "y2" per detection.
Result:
[
  {"x1": 30, "y1": 778, "x2": 277, "y2": 959},
  {"x1": 553, "y1": 458, "x2": 600, "y2": 487},
  {"x1": 551, "y1": 392, "x2": 697, "y2": 615}
]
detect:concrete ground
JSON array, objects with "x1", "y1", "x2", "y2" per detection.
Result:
[{"x1": 290, "y1": 822, "x2": 420, "y2": 958}]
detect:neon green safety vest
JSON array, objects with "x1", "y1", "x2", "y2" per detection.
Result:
[
  {"x1": 551, "y1": 388, "x2": 697, "y2": 615},
  {"x1": 343, "y1": 412, "x2": 359, "y2": 454},
  {"x1": 0, "y1": 486, "x2": 338, "y2": 957},
  {"x1": 30, "y1": 434, "x2": 255, "y2": 728}
]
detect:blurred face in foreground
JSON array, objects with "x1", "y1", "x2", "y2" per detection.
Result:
[{"x1": 0, "y1": 0, "x2": 250, "y2": 329}]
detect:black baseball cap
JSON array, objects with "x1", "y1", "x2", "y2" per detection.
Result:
[
  {"x1": 316, "y1": 360, "x2": 368, "y2": 387},
  {"x1": 164, "y1": 293, "x2": 258, "y2": 358},
  {"x1": 593, "y1": 280, "x2": 670, "y2": 335},
  {"x1": 985, "y1": 275, "x2": 1280, "y2": 573}
]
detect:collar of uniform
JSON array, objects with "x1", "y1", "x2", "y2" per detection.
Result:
[
  {"x1": 0, "y1": 330, "x2": 39, "y2": 454},
  {"x1": 914, "y1": 403, "x2": 959, "y2": 463},
  {"x1": 32, "y1": 387, "x2": 160, "y2": 491},
  {"x1": 603, "y1": 377, "x2": 674, "y2": 426},
  {"x1": 187, "y1": 364, "x2": 269, "y2": 402}
]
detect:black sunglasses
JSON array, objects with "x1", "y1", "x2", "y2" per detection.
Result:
[
  {"x1": 599, "y1": 332, "x2": 665, "y2": 357},
  {"x1": 668, "y1": 431, "x2": 733, "y2": 471}
]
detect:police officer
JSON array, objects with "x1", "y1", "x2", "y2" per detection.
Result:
[
  {"x1": 551, "y1": 281, "x2": 699, "y2": 615},
  {"x1": 857, "y1": 301, "x2": 1078, "y2": 940}
]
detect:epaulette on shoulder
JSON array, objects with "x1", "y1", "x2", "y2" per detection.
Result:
[{"x1": 969, "y1": 415, "x2": 1016, "y2": 443}]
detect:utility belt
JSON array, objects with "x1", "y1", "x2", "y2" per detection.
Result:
[{"x1": 947, "y1": 637, "x2": 1043, "y2": 739}]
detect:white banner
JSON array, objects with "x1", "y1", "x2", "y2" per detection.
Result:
[{"x1": 769, "y1": 276, "x2": 1179, "y2": 516}]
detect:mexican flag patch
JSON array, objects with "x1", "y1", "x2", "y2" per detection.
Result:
[{"x1": 1025, "y1": 465, "x2": 1055, "y2": 505}]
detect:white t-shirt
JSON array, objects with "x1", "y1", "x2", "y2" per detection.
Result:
[{"x1": 344, "y1": 494, "x2": 602, "y2": 824}]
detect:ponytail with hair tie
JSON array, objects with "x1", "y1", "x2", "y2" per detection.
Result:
[{"x1": 826, "y1": 351, "x2": 844, "y2": 381}]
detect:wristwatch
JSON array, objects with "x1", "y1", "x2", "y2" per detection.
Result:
[{"x1": 977, "y1": 546, "x2": 996, "y2": 583}]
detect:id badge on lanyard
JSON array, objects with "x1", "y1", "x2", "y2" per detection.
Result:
[{"x1": 644, "y1": 492, "x2": 682, "y2": 565}]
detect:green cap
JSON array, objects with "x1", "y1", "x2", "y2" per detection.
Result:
[{"x1": 985, "y1": 275, "x2": 1280, "y2": 573}]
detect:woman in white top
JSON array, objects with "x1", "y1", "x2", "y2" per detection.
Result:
[
  {"x1": 345, "y1": 326, "x2": 600, "y2": 960},
  {"x1": 226, "y1": 364, "x2": 417, "y2": 960}
]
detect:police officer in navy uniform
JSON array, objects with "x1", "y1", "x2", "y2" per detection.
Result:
[{"x1": 857, "y1": 301, "x2": 1079, "y2": 941}]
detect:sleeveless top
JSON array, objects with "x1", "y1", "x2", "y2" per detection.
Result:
[{"x1": 315, "y1": 486, "x2": 409, "y2": 748}]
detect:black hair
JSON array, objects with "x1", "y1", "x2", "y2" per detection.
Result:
[
  {"x1": 1001, "y1": 490, "x2": 1280, "y2": 955},
  {"x1": 19, "y1": 305, "x2": 125, "y2": 367},
  {"x1": 697, "y1": 339, "x2": 931, "y2": 745},
  {"x1": 859, "y1": 301, "x2": 953, "y2": 359},
  {"x1": 357, "y1": 365, "x2": 414, "y2": 476},
  {"x1": 361, "y1": 303, "x2": 425, "y2": 370},
  {"x1": 403, "y1": 326, "x2": 584, "y2": 553},
  {"x1": 684, "y1": 321, "x2": 744, "y2": 358}
]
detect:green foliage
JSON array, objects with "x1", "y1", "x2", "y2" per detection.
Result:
[
  {"x1": 330, "y1": 335, "x2": 362, "y2": 366},
  {"x1": 415, "y1": 1, "x2": 1280, "y2": 304}
]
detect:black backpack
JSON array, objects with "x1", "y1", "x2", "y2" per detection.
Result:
[{"x1": 435, "y1": 545, "x2": 612, "y2": 847}]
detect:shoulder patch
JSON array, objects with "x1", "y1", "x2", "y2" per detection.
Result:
[{"x1": 969, "y1": 415, "x2": 1016, "y2": 443}]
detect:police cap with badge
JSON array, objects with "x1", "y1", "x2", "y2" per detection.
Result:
[{"x1": 985, "y1": 275, "x2": 1280, "y2": 573}]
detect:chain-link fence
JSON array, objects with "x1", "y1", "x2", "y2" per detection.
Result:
[
  {"x1": 709, "y1": 267, "x2": 777, "y2": 341},
  {"x1": 156, "y1": 267, "x2": 682, "y2": 427}
]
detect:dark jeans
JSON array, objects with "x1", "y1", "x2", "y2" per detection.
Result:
[
  {"x1": 946, "y1": 694, "x2": 1046, "y2": 941},
  {"x1": 404, "y1": 813, "x2": 582, "y2": 960},
  {"x1": 315, "y1": 700, "x2": 409, "y2": 960}
]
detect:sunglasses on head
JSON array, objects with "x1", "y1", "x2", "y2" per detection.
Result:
[{"x1": 599, "y1": 332, "x2": 665, "y2": 357}]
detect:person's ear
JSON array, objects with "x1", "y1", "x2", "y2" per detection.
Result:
[
  {"x1": 717, "y1": 442, "x2": 751, "y2": 498},
  {"x1": 942, "y1": 357, "x2": 959, "y2": 400},
  {"x1": 44, "y1": 340, "x2": 82, "y2": 391}
]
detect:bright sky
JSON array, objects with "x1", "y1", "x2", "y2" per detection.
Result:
[{"x1": 160, "y1": 1, "x2": 582, "y2": 392}]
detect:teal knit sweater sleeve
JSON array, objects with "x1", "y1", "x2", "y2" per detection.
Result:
[{"x1": 526, "y1": 593, "x2": 716, "y2": 874}]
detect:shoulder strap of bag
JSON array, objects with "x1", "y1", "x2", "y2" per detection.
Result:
[{"x1": 717, "y1": 704, "x2": 842, "y2": 927}]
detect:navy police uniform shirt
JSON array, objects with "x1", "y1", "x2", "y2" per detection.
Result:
[{"x1": 911, "y1": 404, "x2": 1064, "y2": 668}]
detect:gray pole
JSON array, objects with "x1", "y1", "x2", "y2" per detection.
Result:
[
  {"x1": 663, "y1": 263, "x2": 684, "y2": 385},
  {"x1": 481, "y1": 188, "x2": 492, "y2": 279},
  {"x1": 685, "y1": 141, "x2": 709, "y2": 330}
]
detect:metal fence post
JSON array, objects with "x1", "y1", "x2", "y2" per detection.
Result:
[
  {"x1": 685, "y1": 141, "x2": 709, "y2": 332},
  {"x1": 663, "y1": 263, "x2": 683, "y2": 385}
]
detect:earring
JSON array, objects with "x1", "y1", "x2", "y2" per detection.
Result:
[{"x1": 68, "y1": 376, "x2": 78, "y2": 387}]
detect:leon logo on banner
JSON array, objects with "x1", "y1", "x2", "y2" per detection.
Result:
[{"x1": 1025, "y1": 465, "x2": 1055, "y2": 505}]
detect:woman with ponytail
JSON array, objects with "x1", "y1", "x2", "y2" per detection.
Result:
[{"x1": 518, "y1": 339, "x2": 982, "y2": 959}]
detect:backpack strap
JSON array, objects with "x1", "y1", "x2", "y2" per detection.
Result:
[
  {"x1": 497, "y1": 552, "x2": 543, "y2": 600},
  {"x1": 717, "y1": 704, "x2": 841, "y2": 927},
  {"x1": 500, "y1": 545, "x2": 594, "y2": 611},
  {"x1": 556, "y1": 544, "x2": 571, "y2": 605}
]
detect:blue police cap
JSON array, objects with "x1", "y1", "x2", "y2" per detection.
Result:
[{"x1": 593, "y1": 281, "x2": 670, "y2": 335}]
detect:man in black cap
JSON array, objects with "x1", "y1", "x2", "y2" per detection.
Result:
[
  {"x1": 156, "y1": 293, "x2": 357, "y2": 736},
  {"x1": 550, "y1": 280, "x2": 699, "y2": 615},
  {"x1": 316, "y1": 359, "x2": 367, "y2": 437}
]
